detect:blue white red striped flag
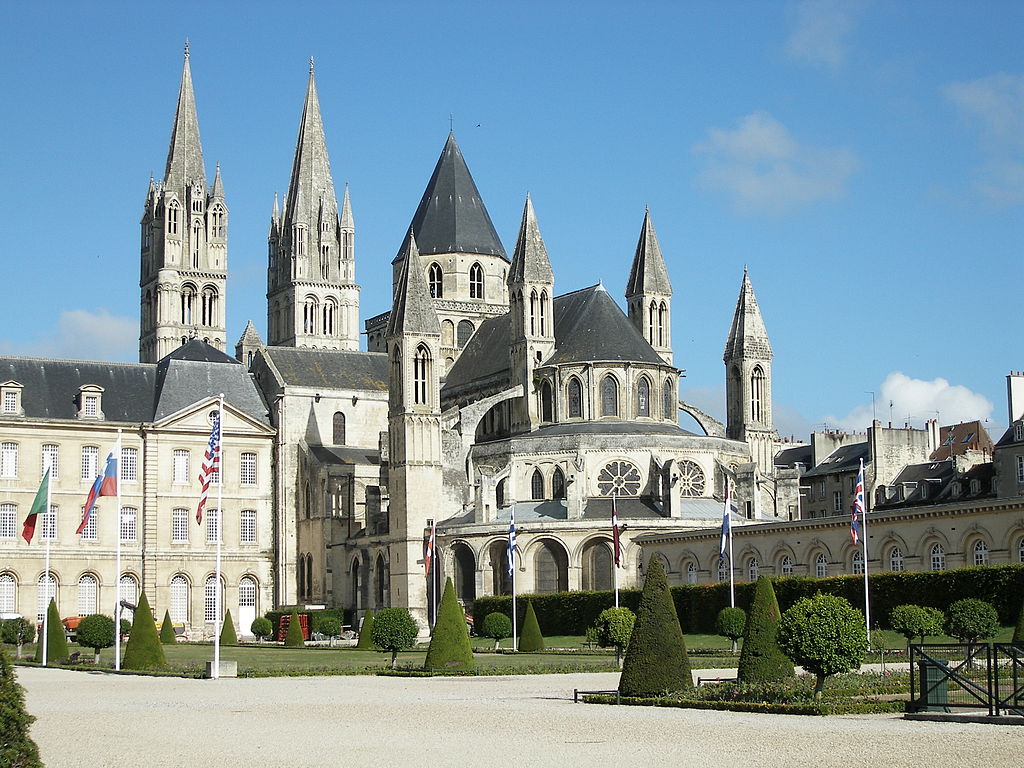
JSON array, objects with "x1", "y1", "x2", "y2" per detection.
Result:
[
  {"x1": 77, "y1": 452, "x2": 118, "y2": 535},
  {"x1": 851, "y1": 460, "x2": 865, "y2": 544},
  {"x1": 197, "y1": 411, "x2": 221, "y2": 524}
]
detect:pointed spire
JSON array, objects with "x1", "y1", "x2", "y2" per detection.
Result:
[
  {"x1": 388, "y1": 229, "x2": 440, "y2": 337},
  {"x1": 211, "y1": 163, "x2": 224, "y2": 199},
  {"x1": 508, "y1": 194, "x2": 553, "y2": 285},
  {"x1": 272, "y1": 192, "x2": 280, "y2": 222},
  {"x1": 283, "y1": 61, "x2": 337, "y2": 230},
  {"x1": 626, "y1": 209, "x2": 672, "y2": 297},
  {"x1": 724, "y1": 268, "x2": 772, "y2": 361},
  {"x1": 340, "y1": 183, "x2": 354, "y2": 229},
  {"x1": 163, "y1": 43, "x2": 206, "y2": 190},
  {"x1": 237, "y1": 319, "x2": 263, "y2": 347}
]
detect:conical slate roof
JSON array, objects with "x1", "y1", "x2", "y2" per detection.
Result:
[
  {"x1": 626, "y1": 209, "x2": 672, "y2": 297},
  {"x1": 163, "y1": 43, "x2": 206, "y2": 190},
  {"x1": 387, "y1": 230, "x2": 440, "y2": 337},
  {"x1": 396, "y1": 133, "x2": 507, "y2": 262},
  {"x1": 723, "y1": 268, "x2": 772, "y2": 361},
  {"x1": 508, "y1": 195, "x2": 553, "y2": 285},
  {"x1": 284, "y1": 60, "x2": 337, "y2": 230}
]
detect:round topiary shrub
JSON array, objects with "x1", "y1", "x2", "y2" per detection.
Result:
[
  {"x1": 0, "y1": 648, "x2": 43, "y2": 768},
  {"x1": 319, "y1": 616, "x2": 342, "y2": 639},
  {"x1": 480, "y1": 612, "x2": 513, "y2": 650},
  {"x1": 737, "y1": 576, "x2": 793, "y2": 683},
  {"x1": 777, "y1": 593, "x2": 867, "y2": 699},
  {"x1": 250, "y1": 616, "x2": 273, "y2": 642},
  {"x1": 594, "y1": 607, "x2": 635, "y2": 667},
  {"x1": 159, "y1": 609, "x2": 177, "y2": 645},
  {"x1": 424, "y1": 578, "x2": 475, "y2": 671},
  {"x1": 945, "y1": 598, "x2": 999, "y2": 643},
  {"x1": 518, "y1": 601, "x2": 545, "y2": 652},
  {"x1": 122, "y1": 592, "x2": 167, "y2": 671},
  {"x1": 372, "y1": 608, "x2": 419, "y2": 668},
  {"x1": 715, "y1": 606, "x2": 746, "y2": 651},
  {"x1": 889, "y1": 604, "x2": 945, "y2": 646},
  {"x1": 76, "y1": 614, "x2": 115, "y2": 665},
  {"x1": 283, "y1": 609, "x2": 305, "y2": 648}
]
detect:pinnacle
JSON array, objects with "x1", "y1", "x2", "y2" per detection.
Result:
[
  {"x1": 626, "y1": 208, "x2": 672, "y2": 298},
  {"x1": 508, "y1": 194, "x2": 553, "y2": 285}
]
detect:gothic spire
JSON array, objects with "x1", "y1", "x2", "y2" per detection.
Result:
[
  {"x1": 284, "y1": 61, "x2": 337, "y2": 229},
  {"x1": 211, "y1": 163, "x2": 225, "y2": 200},
  {"x1": 388, "y1": 229, "x2": 440, "y2": 337},
  {"x1": 508, "y1": 194, "x2": 553, "y2": 285},
  {"x1": 626, "y1": 208, "x2": 672, "y2": 298},
  {"x1": 724, "y1": 267, "x2": 772, "y2": 361},
  {"x1": 340, "y1": 183, "x2": 354, "y2": 230},
  {"x1": 163, "y1": 43, "x2": 206, "y2": 190}
]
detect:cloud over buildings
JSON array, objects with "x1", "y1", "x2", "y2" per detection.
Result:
[{"x1": 0, "y1": 309, "x2": 137, "y2": 363}]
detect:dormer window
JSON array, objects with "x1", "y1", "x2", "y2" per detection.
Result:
[
  {"x1": 1, "y1": 382, "x2": 23, "y2": 416},
  {"x1": 970, "y1": 479, "x2": 981, "y2": 494},
  {"x1": 1015, "y1": 422, "x2": 1024, "y2": 442},
  {"x1": 78, "y1": 385, "x2": 104, "y2": 420}
]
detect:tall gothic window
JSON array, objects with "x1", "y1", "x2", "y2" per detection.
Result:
[
  {"x1": 428, "y1": 262, "x2": 443, "y2": 298},
  {"x1": 167, "y1": 201, "x2": 180, "y2": 236},
  {"x1": 191, "y1": 221, "x2": 203, "y2": 268},
  {"x1": 323, "y1": 299, "x2": 336, "y2": 336},
  {"x1": 601, "y1": 376, "x2": 619, "y2": 417},
  {"x1": 210, "y1": 205, "x2": 225, "y2": 238},
  {"x1": 539, "y1": 291, "x2": 548, "y2": 335},
  {"x1": 636, "y1": 377, "x2": 651, "y2": 418},
  {"x1": 531, "y1": 469, "x2": 545, "y2": 500},
  {"x1": 568, "y1": 378, "x2": 583, "y2": 418},
  {"x1": 303, "y1": 297, "x2": 319, "y2": 334},
  {"x1": 181, "y1": 285, "x2": 196, "y2": 325},
  {"x1": 342, "y1": 230, "x2": 353, "y2": 262},
  {"x1": 541, "y1": 381, "x2": 553, "y2": 422},
  {"x1": 751, "y1": 365, "x2": 765, "y2": 423},
  {"x1": 413, "y1": 345, "x2": 431, "y2": 405},
  {"x1": 320, "y1": 244, "x2": 330, "y2": 280},
  {"x1": 552, "y1": 467, "x2": 565, "y2": 500},
  {"x1": 201, "y1": 287, "x2": 217, "y2": 327},
  {"x1": 648, "y1": 301, "x2": 657, "y2": 344},
  {"x1": 663, "y1": 379, "x2": 674, "y2": 422},
  {"x1": 469, "y1": 262, "x2": 484, "y2": 299},
  {"x1": 658, "y1": 302, "x2": 667, "y2": 346},
  {"x1": 529, "y1": 290, "x2": 538, "y2": 335},
  {"x1": 333, "y1": 412, "x2": 346, "y2": 445}
]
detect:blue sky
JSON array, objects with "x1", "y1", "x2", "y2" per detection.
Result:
[{"x1": 1, "y1": 1, "x2": 1020, "y2": 440}]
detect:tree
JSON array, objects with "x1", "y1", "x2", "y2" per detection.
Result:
[
  {"x1": 0, "y1": 649, "x2": 43, "y2": 768},
  {"x1": 283, "y1": 609, "x2": 305, "y2": 648},
  {"x1": 424, "y1": 578, "x2": 475, "y2": 671},
  {"x1": 0, "y1": 618, "x2": 35, "y2": 660},
  {"x1": 594, "y1": 607, "x2": 635, "y2": 668},
  {"x1": 220, "y1": 610, "x2": 238, "y2": 646},
  {"x1": 618, "y1": 555, "x2": 693, "y2": 697},
  {"x1": 33, "y1": 600, "x2": 68, "y2": 665},
  {"x1": 371, "y1": 608, "x2": 419, "y2": 668},
  {"x1": 159, "y1": 609, "x2": 177, "y2": 645},
  {"x1": 737, "y1": 577, "x2": 793, "y2": 683},
  {"x1": 121, "y1": 591, "x2": 167, "y2": 670},
  {"x1": 889, "y1": 604, "x2": 945, "y2": 647},
  {"x1": 518, "y1": 601, "x2": 545, "y2": 652},
  {"x1": 480, "y1": 612, "x2": 513, "y2": 650},
  {"x1": 1013, "y1": 595, "x2": 1024, "y2": 645},
  {"x1": 356, "y1": 611, "x2": 376, "y2": 649},
  {"x1": 250, "y1": 616, "x2": 273, "y2": 642},
  {"x1": 76, "y1": 614, "x2": 115, "y2": 665},
  {"x1": 945, "y1": 598, "x2": 999, "y2": 644},
  {"x1": 777, "y1": 593, "x2": 867, "y2": 699},
  {"x1": 319, "y1": 616, "x2": 342, "y2": 640},
  {"x1": 715, "y1": 606, "x2": 746, "y2": 652}
]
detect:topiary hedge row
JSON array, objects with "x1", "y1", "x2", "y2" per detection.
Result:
[{"x1": 472, "y1": 564, "x2": 1024, "y2": 635}]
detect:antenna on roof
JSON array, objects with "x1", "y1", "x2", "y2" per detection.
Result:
[{"x1": 449, "y1": 113, "x2": 454, "y2": 133}]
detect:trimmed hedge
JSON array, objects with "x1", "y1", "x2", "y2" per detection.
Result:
[
  {"x1": 34, "y1": 600, "x2": 68, "y2": 664},
  {"x1": 737, "y1": 577, "x2": 793, "y2": 683},
  {"x1": 423, "y1": 578, "x2": 475, "y2": 671},
  {"x1": 122, "y1": 592, "x2": 167, "y2": 670},
  {"x1": 265, "y1": 607, "x2": 351, "y2": 637},
  {"x1": 472, "y1": 564, "x2": 1024, "y2": 635},
  {"x1": 519, "y1": 601, "x2": 545, "y2": 652},
  {"x1": 582, "y1": 693, "x2": 905, "y2": 716}
]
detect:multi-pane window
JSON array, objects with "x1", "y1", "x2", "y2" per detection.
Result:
[
  {"x1": 1015, "y1": 422, "x2": 1024, "y2": 442},
  {"x1": 78, "y1": 574, "x2": 98, "y2": 616},
  {"x1": 636, "y1": 378, "x2": 650, "y2": 418},
  {"x1": 170, "y1": 575, "x2": 189, "y2": 623},
  {"x1": 41, "y1": 505, "x2": 57, "y2": 541},
  {"x1": 930, "y1": 543, "x2": 946, "y2": 571},
  {"x1": 531, "y1": 469, "x2": 545, "y2": 501},
  {"x1": 240, "y1": 509, "x2": 257, "y2": 544},
  {"x1": 815, "y1": 553, "x2": 828, "y2": 578},
  {"x1": 240, "y1": 452, "x2": 257, "y2": 485},
  {"x1": 121, "y1": 447, "x2": 138, "y2": 482},
  {"x1": 239, "y1": 576, "x2": 257, "y2": 616},
  {"x1": 889, "y1": 547, "x2": 905, "y2": 572},
  {"x1": 333, "y1": 412, "x2": 346, "y2": 445},
  {"x1": 469, "y1": 262, "x2": 484, "y2": 299},
  {"x1": 781, "y1": 555, "x2": 794, "y2": 576},
  {"x1": 1017, "y1": 455, "x2": 1024, "y2": 483},
  {"x1": 717, "y1": 556, "x2": 728, "y2": 582},
  {"x1": 37, "y1": 573, "x2": 56, "y2": 623},
  {"x1": 41, "y1": 444, "x2": 59, "y2": 479},
  {"x1": 0, "y1": 573, "x2": 15, "y2": 613},
  {"x1": 568, "y1": 378, "x2": 583, "y2": 418},
  {"x1": 171, "y1": 508, "x2": 189, "y2": 543},
  {"x1": 973, "y1": 540, "x2": 989, "y2": 566},
  {"x1": 81, "y1": 506, "x2": 97, "y2": 540},
  {"x1": 686, "y1": 562, "x2": 698, "y2": 584},
  {"x1": 663, "y1": 380, "x2": 674, "y2": 422},
  {"x1": 1019, "y1": 538, "x2": 1024, "y2": 564},
  {"x1": 2, "y1": 390, "x2": 17, "y2": 413},
  {"x1": 852, "y1": 551, "x2": 864, "y2": 575},
  {"x1": 119, "y1": 575, "x2": 138, "y2": 622},
  {"x1": 0, "y1": 504, "x2": 15, "y2": 539},
  {"x1": 1, "y1": 442, "x2": 18, "y2": 478},
  {"x1": 747, "y1": 558, "x2": 759, "y2": 581},
  {"x1": 601, "y1": 376, "x2": 618, "y2": 417},
  {"x1": 81, "y1": 445, "x2": 98, "y2": 480},
  {"x1": 173, "y1": 449, "x2": 189, "y2": 484},
  {"x1": 204, "y1": 576, "x2": 221, "y2": 623},
  {"x1": 206, "y1": 509, "x2": 220, "y2": 543},
  {"x1": 83, "y1": 394, "x2": 99, "y2": 418},
  {"x1": 120, "y1": 507, "x2": 137, "y2": 542},
  {"x1": 833, "y1": 491, "x2": 842, "y2": 513}
]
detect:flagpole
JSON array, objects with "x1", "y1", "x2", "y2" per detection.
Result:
[
  {"x1": 860, "y1": 459, "x2": 871, "y2": 642},
  {"x1": 42, "y1": 469, "x2": 51, "y2": 668},
  {"x1": 213, "y1": 394, "x2": 224, "y2": 680},
  {"x1": 727, "y1": 477, "x2": 735, "y2": 608},
  {"x1": 114, "y1": 430, "x2": 123, "y2": 671},
  {"x1": 509, "y1": 506, "x2": 517, "y2": 652},
  {"x1": 612, "y1": 492, "x2": 620, "y2": 609}
]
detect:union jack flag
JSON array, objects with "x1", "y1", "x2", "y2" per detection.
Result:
[
  {"x1": 196, "y1": 410, "x2": 221, "y2": 524},
  {"x1": 851, "y1": 459, "x2": 865, "y2": 544}
]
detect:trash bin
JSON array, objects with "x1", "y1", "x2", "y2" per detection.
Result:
[{"x1": 916, "y1": 658, "x2": 949, "y2": 713}]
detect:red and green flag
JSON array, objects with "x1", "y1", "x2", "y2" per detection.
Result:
[{"x1": 22, "y1": 468, "x2": 50, "y2": 544}]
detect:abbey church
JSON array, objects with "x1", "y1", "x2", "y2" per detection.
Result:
[{"x1": 2, "y1": 51, "x2": 1021, "y2": 636}]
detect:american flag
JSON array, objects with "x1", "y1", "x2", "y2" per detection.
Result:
[
  {"x1": 611, "y1": 494, "x2": 621, "y2": 567},
  {"x1": 851, "y1": 459, "x2": 865, "y2": 544},
  {"x1": 506, "y1": 508, "x2": 516, "y2": 577},
  {"x1": 196, "y1": 410, "x2": 221, "y2": 524},
  {"x1": 424, "y1": 519, "x2": 436, "y2": 577}
]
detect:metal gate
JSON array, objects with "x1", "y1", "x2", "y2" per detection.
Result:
[{"x1": 910, "y1": 644, "x2": 1024, "y2": 716}]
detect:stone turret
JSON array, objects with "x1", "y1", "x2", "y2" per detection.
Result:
[{"x1": 626, "y1": 209, "x2": 673, "y2": 364}]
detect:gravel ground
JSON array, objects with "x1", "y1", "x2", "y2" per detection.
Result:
[{"x1": 17, "y1": 666, "x2": 1021, "y2": 768}]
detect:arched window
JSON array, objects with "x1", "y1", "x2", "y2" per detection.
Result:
[
  {"x1": 238, "y1": 576, "x2": 257, "y2": 634},
  {"x1": 815, "y1": 553, "x2": 828, "y2": 578},
  {"x1": 375, "y1": 555, "x2": 387, "y2": 607},
  {"x1": 552, "y1": 467, "x2": 565, "y2": 500},
  {"x1": 648, "y1": 301, "x2": 657, "y2": 344},
  {"x1": 428, "y1": 263, "x2": 443, "y2": 298},
  {"x1": 495, "y1": 478, "x2": 506, "y2": 509},
  {"x1": 167, "y1": 200, "x2": 180, "y2": 236},
  {"x1": 973, "y1": 540, "x2": 989, "y2": 566},
  {"x1": 852, "y1": 550, "x2": 864, "y2": 575},
  {"x1": 169, "y1": 575, "x2": 189, "y2": 623},
  {"x1": 529, "y1": 290, "x2": 538, "y2": 335},
  {"x1": 751, "y1": 365, "x2": 765, "y2": 423},
  {"x1": 717, "y1": 556, "x2": 729, "y2": 582},
  {"x1": 78, "y1": 574, "x2": 98, "y2": 616},
  {"x1": 663, "y1": 380, "x2": 675, "y2": 422},
  {"x1": 581, "y1": 541, "x2": 612, "y2": 591},
  {"x1": 539, "y1": 290, "x2": 548, "y2": 335},
  {"x1": 541, "y1": 381, "x2": 553, "y2": 422},
  {"x1": 889, "y1": 547, "x2": 905, "y2": 572},
  {"x1": 452, "y1": 544, "x2": 476, "y2": 604},
  {"x1": 350, "y1": 558, "x2": 361, "y2": 610},
  {"x1": 181, "y1": 285, "x2": 197, "y2": 325},
  {"x1": 37, "y1": 573, "x2": 57, "y2": 623},
  {"x1": 930, "y1": 543, "x2": 946, "y2": 571},
  {"x1": 457, "y1": 320, "x2": 474, "y2": 348},
  {"x1": 658, "y1": 302, "x2": 667, "y2": 346},
  {"x1": 201, "y1": 287, "x2": 217, "y2": 326},
  {"x1": 323, "y1": 299, "x2": 336, "y2": 336},
  {"x1": 686, "y1": 561, "x2": 698, "y2": 584},
  {"x1": 531, "y1": 469, "x2": 545, "y2": 501},
  {"x1": 747, "y1": 557, "x2": 759, "y2": 581},
  {"x1": 535, "y1": 541, "x2": 568, "y2": 593},
  {"x1": 119, "y1": 574, "x2": 138, "y2": 622},
  {"x1": 192, "y1": 220, "x2": 203, "y2": 268},
  {"x1": 204, "y1": 575, "x2": 222, "y2": 623},
  {"x1": 1019, "y1": 538, "x2": 1024, "y2": 564},
  {"x1": 413, "y1": 345, "x2": 431, "y2": 405},
  {"x1": 0, "y1": 573, "x2": 15, "y2": 614},
  {"x1": 441, "y1": 319, "x2": 454, "y2": 348},
  {"x1": 469, "y1": 262, "x2": 484, "y2": 299},
  {"x1": 567, "y1": 378, "x2": 583, "y2": 419},
  {"x1": 780, "y1": 555, "x2": 794, "y2": 576},
  {"x1": 636, "y1": 377, "x2": 651, "y2": 418},
  {"x1": 303, "y1": 297, "x2": 319, "y2": 334},
  {"x1": 333, "y1": 412, "x2": 346, "y2": 445},
  {"x1": 601, "y1": 376, "x2": 618, "y2": 417}
]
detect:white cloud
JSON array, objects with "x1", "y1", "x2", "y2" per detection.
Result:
[
  {"x1": 0, "y1": 309, "x2": 137, "y2": 362},
  {"x1": 945, "y1": 72, "x2": 1024, "y2": 205},
  {"x1": 785, "y1": 0, "x2": 865, "y2": 71},
  {"x1": 694, "y1": 111, "x2": 858, "y2": 213},
  {"x1": 825, "y1": 372, "x2": 994, "y2": 432}
]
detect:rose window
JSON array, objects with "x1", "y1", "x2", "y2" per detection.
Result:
[
  {"x1": 676, "y1": 460, "x2": 706, "y2": 497},
  {"x1": 597, "y1": 460, "x2": 642, "y2": 496}
]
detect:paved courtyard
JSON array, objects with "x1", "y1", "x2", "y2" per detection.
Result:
[{"x1": 17, "y1": 667, "x2": 1021, "y2": 767}]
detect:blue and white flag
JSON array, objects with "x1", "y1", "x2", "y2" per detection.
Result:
[
  {"x1": 507, "y1": 507, "x2": 517, "y2": 576},
  {"x1": 719, "y1": 478, "x2": 733, "y2": 558}
]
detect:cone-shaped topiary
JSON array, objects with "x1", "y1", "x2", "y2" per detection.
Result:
[
  {"x1": 34, "y1": 599, "x2": 68, "y2": 665},
  {"x1": 220, "y1": 609, "x2": 238, "y2": 646},
  {"x1": 424, "y1": 578, "x2": 475, "y2": 671},
  {"x1": 283, "y1": 608, "x2": 305, "y2": 648},
  {"x1": 737, "y1": 576, "x2": 794, "y2": 683},
  {"x1": 518, "y1": 601, "x2": 545, "y2": 652},
  {"x1": 1013, "y1": 595, "x2": 1024, "y2": 645},
  {"x1": 121, "y1": 591, "x2": 167, "y2": 670},
  {"x1": 159, "y1": 609, "x2": 177, "y2": 645},
  {"x1": 0, "y1": 649, "x2": 43, "y2": 768},
  {"x1": 356, "y1": 611, "x2": 375, "y2": 649},
  {"x1": 618, "y1": 555, "x2": 693, "y2": 697}
]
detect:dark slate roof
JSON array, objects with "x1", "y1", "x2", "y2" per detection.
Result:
[
  {"x1": 310, "y1": 446, "x2": 381, "y2": 466},
  {"x1": 529, "y1": 422, "x2": 695, "y2": 438},
  {"x1": 397, "y1": 132, "x2": 507, "y2": 262},
  {"x1": 582, "y1": 496, "x2": 666, "y2": 520},
  {"x1": 875, "y1": 460, "x2": 956, "y2": 508},
  {"x1": 775, "y1": 444, "x2": 813, "y2": 470},
  {"x1": 800, "y1": 442, "x2": 869, "y2": 478},
  {"x1": 507, "y1": 195, "x2": 553, "y2": 284},
  {"x1": 995, "y1": 421, "x2": 1021, "y2": 447},
  {"x1": 263, "y1": 347, "x2": 388, "y2": 391},
  {"x1": 441, "y1": 313, "x2": 510, "y2": 392},
  {"x1": 165, "y1": 338, "x2": 240, "y2": 364},
  {"x1": 154, "y1": 352, "x2": 270, "y2": 424}
]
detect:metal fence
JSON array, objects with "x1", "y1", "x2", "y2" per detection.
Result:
[{"x1": 910, "y1": 643, "x2": 1024, "y2": 716}]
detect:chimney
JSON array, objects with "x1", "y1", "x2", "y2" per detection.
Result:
[{"x1": 1008, "y1": 372, "x2": 1024, "y2": 424}]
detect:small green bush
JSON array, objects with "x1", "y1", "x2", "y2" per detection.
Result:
[
  {"x1": 480, "y1": 612, "x2": 513, "y2": 649},
  {"x1": 715, "y1": 606, "x2": 746, "y2": 650},
  {"x1": 424, "y1": 578, "x2": 475, "y2": 671},
  {"x1": 777, "y1": 593, "x2": 867, "y2": 699},
  {"x1": 159, "y1": 609, "x2": 177, "y2": 645},
  {"x1": 737, "y1": 577, "x2": 793, "y2": 683},
  {"x1": 283, "y1": 609, "x2": 305, "y2": 648},
  {"x1": 889, "y1": 604, "x2": 945, "y2": 646},
  {"x1": 372, "y1": 608, "x2": 419, "y2": 668},
  {"x1": 122, "y1": 592, "x2": 167, "y2": 670},
  {"x1": 0, "y1": 648, "x2": 43, "y2": 768},
  {"x1": 945, "y1": 598, "x2": 999, "y2": 643},
  {"x1": 1014, "y1": 595, "x2": 1024, "y2": 645},
  {"x1": 220, "y1": 610, "x2": 238, "y2": 646},
  {"x1": 319, "y1": 616, "x2": 342, "y2": 638},
  {"x1": 76, "y1": 614, "x2": 115, "y2": 664},
  {"x1": 594, "y1": 607, "x2": 635, "y2": 667},
  {"x1": 0, "y1": 618, "x2": 35, "y2": 659},
  {"x1": 357, "y1": 611, "x2": 376, "y2": 649},
  {"x1": 250, "y1": 616, "x2": 273, "y2": 641},
  {"x1": 518, "y1": 601, "x2": 545, "y2": 652},
  {"x1": 618, "y1": 555, "x2": 693, "y2": 697},
  {"x1": 34, "y1": 600, "x2": 68, "y2": 665}
]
